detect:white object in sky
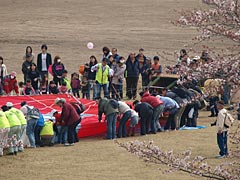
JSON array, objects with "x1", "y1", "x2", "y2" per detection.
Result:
[{"x1": 87, "y1": 42, "x2": 94, "y2": 49}]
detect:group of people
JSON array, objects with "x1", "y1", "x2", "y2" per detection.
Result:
[
  {"x1": 0, "y1": 44, "x2": 238, "y2": 159},
  {"x1": 0, "y1": 45, "x2": 164, "y2": 100},
  {"x1": 0, "y1": 98, "x2": 85, "y2": 156}
]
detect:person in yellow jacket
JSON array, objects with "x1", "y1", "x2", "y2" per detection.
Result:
[
  {"x1": 91, "y1": 58, "x2": 112, "y2": 98},
  {"x1": 6, "y1": 102, "x2": 27, "y2": 152},
  {"x1": 0, "y1": 110, "x2": 10, "y2": 156},
  {"x1": 40, "y1": 120, "x2": 54, "y2": 147},
  {"x1": 2, "y1": 105, "x2": 21, "y2": 155}
]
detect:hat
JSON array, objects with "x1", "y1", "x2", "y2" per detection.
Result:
[
  {"x1": 192, "y1": 56, "x2": 200, "y2": 61},
  {"x1": 139, "y1": 48, "x2": 144, "y2": 52},
  {"x1": 54, "y1": 98, "x2": 66, "y2": 104},
  {"x1": 146, "y1": 57, "x2": 151, "y2": 61},
  {"x1": 6, "y1": 102, "x2": 13, "y2": 107},
  {"x1": 11, "y1": 71, "x2": 17, "y2": 77}
]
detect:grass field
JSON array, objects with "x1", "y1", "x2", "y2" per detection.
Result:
[{"x1": 0, "y1": 0, "x2": 239, "y2": 179}]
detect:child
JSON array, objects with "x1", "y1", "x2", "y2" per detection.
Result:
[
  {"x1": 58, "y1": 81, "x2": 68, "y2": 94},
  {"x1": 28, "y1": 63, "x2": 40, "y2": 93},
  {"x1": 214, "y1": 101, "x2": 234, "y2": 158},
  {"x1": 39, "y1": 74, "x2": 48, "y2": 95},
  {"x1": 141, "y1": 57, "x2": 152, "y2": 89},
  {"x1": 150, "y1": 56, "x2": 162, "y2": 81},
  {"x1": 23, "y1": 79, "x2": 36, "y2": 95},
  {"x1": 49, "y1": 81, "x2": 59, "y2": 94},
  {"x1": 61, "y1": 70, "x2": 71, "y2": 92},
  {"x1": 133, "y1": 100, "x2": 154, "y2": 135},
  {"x1": 53, "y1": 110, "x2": 67, "y2": 144},
  {"x1": 128, "y1": 108, "x2": 139, "y2": 136},
  {"x1": 81, "y1": 76, "x2": 90, "y2": 99},
  {"x1": 18, "y1": 82, "x2": 24, "y2": 95},
  {"x1": 71, "y1": 72, "x2": 81, "y2": 98}
]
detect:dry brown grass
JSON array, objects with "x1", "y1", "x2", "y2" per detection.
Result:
[{"x1": 0, "y1": 111, "x2": 239, "y2": 180}]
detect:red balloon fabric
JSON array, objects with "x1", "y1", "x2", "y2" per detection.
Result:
[{"x1": 0, "y1": 94, "x2": 107, "y2": 138}]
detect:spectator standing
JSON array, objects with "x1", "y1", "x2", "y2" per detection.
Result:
[
  {"x1": 125, "y1": 52, "x2": 139, "y2": 100},
  {"x1": 102, "y1": 46, "x2": 112, "y2": 59},
  {"x1": 111, "y1": 57, "x2": 126, "y2": 99},
  {"x1": 141, "y1": 57, "x2": 152, "y2": 89},
  {"x1": 150, "y1": 56, "x2": 162, "y2": 81},
  {"x1": 71, "y1": 72, "x2": 81, "y2": 98},
  {"x1": 0, "y1": 56, "x2": 8, "y2": 95},
  {"x1": 91, "y1": 58, "x2": 111, "y2": 98},
  {"x1": 85, "y1": 56, "x2": 98, "y2": 99},
  {"x1": 23, "y1": 46, "x2": 34, "y2": 62},
  {"x1": 22, "y1": 54, "x2": 33, "y2": 83},
  {"x1": 37, "y1": 44, "x2": 52, "y2": 79},
  {"x1": 112, "y1": 48, "x2": 120, "y2": 63},
  {"x1": 52, "y1": 56, "x2": 65, "y2": 86},
  {"x1": 81, "y1": 76, "x2": 90, "y2": 99}
]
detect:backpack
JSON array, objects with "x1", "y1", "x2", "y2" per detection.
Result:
[
  {"x1": 26, "y1": 106, "x2": 40, "y2": 120},
  {"x1": 70, "y1": 102, "x2": 86, "y2": 115},
  {"x1": 109, "y1": 99, "x2": 119, "y2": 109}
]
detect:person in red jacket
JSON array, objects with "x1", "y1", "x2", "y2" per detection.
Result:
[
  {"x1": 140, "y1": 91, "x2": 164, "y2": 133},
  {"x1": 54, "y1": 98, "x2": 80, "y2": 146},
  {"x1": 2, "y1": 71, "x2": 19, "y2": 96}
]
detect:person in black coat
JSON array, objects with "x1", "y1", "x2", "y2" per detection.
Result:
[
  {"x1": 22, "y1": 54, "x2": 33, "y2": 83},
  {"x1": 133, "y1": 100, "x2": 153, "y2": 135},
  {"x1": 28, "y1": 63, "x2": 40, "y2": 92},
  {"x1": 37, "y1": 44, "x2": 52, "y2": 79}
]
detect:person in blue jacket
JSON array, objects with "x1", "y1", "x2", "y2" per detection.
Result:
[{"x1": 125, "y1": 52, "x2": 140, "y2": 100}]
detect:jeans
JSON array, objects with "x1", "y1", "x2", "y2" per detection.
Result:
[
  {"x1": 118, "y1": 110, "x2": 131, "y2": 138},
  {"x1": 130, "y1": 116, "x2": 139, "y2": 127},
  {"x1": 57, "y1": 125, "x2": 68, "y2": 144},
  {"x1": 152, "y1": 105, "x2": 164, "y2": 133},
  {"x1": 106, "y1": 113, "x2": 117, "y2": 139},
  {"x1": 68, "y1": 119, "x2": 81, "y2": 144},
  {"x1": 95, "y1": 83, "x2": 109, "y2": 98},
  {"x1": 82, "y1": 92, "x2": 90, "y2": 99},
  {"x1": 88, "y1": 80, "x2": 96, "y2": 100},
  {"x1": 126, "y1": 77, "x2": 139, "y2": 99},
  {"x1": 26, "y1": 119, "x2": 38, "y2": 147},
  {"x1": 217, "y1": 131, "x2": 228, "y2": 156},
  {"x1": 34, "y1": 125, "x2": 43, "y2": 147},
  {"x1": 164, "y1": 108, "x2": 179, "y2": 130},
  {"x1": 8, "y1": 125, "x2": 21, "y2": 153},
  {"x1": 174, "y1": 106, "x2": 185, "y2": 129},
  {"x1": 210, "y1": 97, "x2": 219, "y2": 116}
]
